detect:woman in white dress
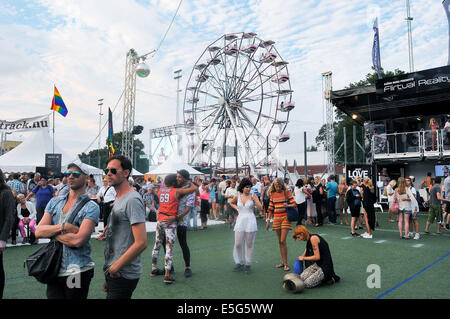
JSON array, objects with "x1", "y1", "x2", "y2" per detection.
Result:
[{"x1": 229, "y1": 178, "x2": 263, "y2": 273}]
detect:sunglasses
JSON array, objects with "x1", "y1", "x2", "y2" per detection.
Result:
[
  {"x1": 63, "y1": 171, "x2": 82, "y2": 178},
  {"x1": 104, "y1": 168, "x2": 118, "y2": 175}
]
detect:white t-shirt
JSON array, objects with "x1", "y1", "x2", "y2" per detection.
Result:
[
  {"x1": 444, "y1": 121, "x2": 450, "y2": 131},
  {"x1": 225, "y1": 187, "x2": 238, "y2": 204},
  {"x1": 218, "y1": 180, "x2": 227, "y2": 194},
  {"x1": 294, "y1": 186, "x2": 306, "y2": 204},
  {"x1": 97, "y1": 185, "x2": 117, "y2": 203},
  {"x1": 386, "y1": 185, "x2": 395, "y2": 203}
]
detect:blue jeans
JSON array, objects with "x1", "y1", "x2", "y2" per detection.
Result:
[
  {"x1": 105, "y1": 273, "x2": 139, "y2": 299},
  {"x1": 327, "y1": 197, "x2": 337, "y2": 223},
  {"x1": 187, "y1": 207, "x2": 199, "y2": 229}
]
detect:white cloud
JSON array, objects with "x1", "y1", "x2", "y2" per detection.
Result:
[{"x1": 0, "y1": 0, "x2": 448, "y2": 168}]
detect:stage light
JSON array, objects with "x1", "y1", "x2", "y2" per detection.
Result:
[
  {"x1": 136, "y1": 62, "x2": 150, "y2": 78},
  {"x1": 352, "y1": 114, "x2": 358, "y2": 120}
]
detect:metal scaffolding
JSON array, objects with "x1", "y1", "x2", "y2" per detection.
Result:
[
  {"x1": 322, "y1": 71, "x2": 335, "y2": 175},
  {"x1": 121, "y1": 49, "x2": 138, "y2": 160},
  {"x1": 149, "y1": 124, "x2": 187, "y2": 165}
]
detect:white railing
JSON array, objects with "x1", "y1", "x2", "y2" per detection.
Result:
[{"x1": 372, "y1": 129, "x2": 450, "y2": 160}]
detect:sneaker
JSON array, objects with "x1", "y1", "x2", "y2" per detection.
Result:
[
  {"x1": 22, "y1": 238, "x2": 29, "y2": 244},
  {"x1": 446, "y1": 224, "x2": 450, "y2": 230},
  {"x1": 184, "y1": 268, "x2": 192, "y2": 278},
  {"x1": 233, "y1": 264, "x2": 244, "y2": 272},
  {"x1": 362, "y1": 233, "x2": 373, "y2": 239},
  {"x1": 408, "y1": 232, "x2": 414, "y2": 239},
  {"x1": 360, "y1": 232, "x2": 368, "y2": 237},
  {"x1": 150, "y1": 268, "x2": 165, "y2": 277},
  {"x1": 164, "y1": 275, "x2": 175, "y2": 284},
  {"x1": 414, "y1": 233, "x2": 420, "y2": 240},
  {"x1": 244, "y1": 265, "x2": 251, "y2": 273},
  {"x1": 351, "y1": 232, "x2": 360, "y2": 237}
]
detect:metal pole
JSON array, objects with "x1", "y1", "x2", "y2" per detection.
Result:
[
  {"x1": 52, "y1": 111, "x2": 55, "y2": 154},
  {"x1": 266, "y1": 135, "x2": 269, "y2": 177},
  {"x1": 304, "y1": 131, "x2": 308, "y2": 178},
  {"x1": 343, "y1": 126, "x2": 347, "y2": 168},
  {"x1": 174, "y1": 69, "x2": 182, "y2": 157},
  {"x1": 353, "y1": 125, "x2": 357, "y2": 164},
  {"x1": 405, "y1": 0, "x2": 414, "y2": 72},
  {"x1": 235, "y1": 135, "x2": 238, "y2": 177},
  {"x1": 98, "y1": 98, "x2": 103, "y2": 168}
]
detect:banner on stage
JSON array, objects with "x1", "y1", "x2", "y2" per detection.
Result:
[
  {"x1": 0, "y1": 114, "x2": 50, "y2": 133},
  {"x1": 346, "y1": 164, "x2": 373, "y2": 180}
]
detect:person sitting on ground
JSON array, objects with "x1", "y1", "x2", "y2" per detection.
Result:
[
  {"x1": 16, "y1": 194, "x2": 37, "y2": 244},
  {"x1": 292, "y1": 225, "x2": 340, "y2": 288}
]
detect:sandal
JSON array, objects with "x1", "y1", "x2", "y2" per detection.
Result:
[
  {"x1": 284, "y1": 265, "x2": 290, "y2": 271},
  {"x1": 276, "y1": 263, "x2": 284, "y2": 268}
]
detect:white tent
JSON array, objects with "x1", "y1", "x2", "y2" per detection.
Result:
[
  {"x1": 0, "y1": 130, "x2": 104, "y2": 178},
  {"x1": 147, "y1": 154, "x2": 204, "y2": 177},
  {"x1": 131, "y1": 168, "x2": 144, "y2": 176}
]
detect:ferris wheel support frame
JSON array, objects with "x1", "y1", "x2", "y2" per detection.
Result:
[
  {"x1": 223, "y1": 102, "x2": 256, "y2": 175},
  {"x1": 189, "y1": 104, "x2": 225, "y2": 163}
]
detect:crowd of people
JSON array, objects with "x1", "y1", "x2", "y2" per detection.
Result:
[{"x1": 2, "y1": 159, "x2": 450, "y2": 299}]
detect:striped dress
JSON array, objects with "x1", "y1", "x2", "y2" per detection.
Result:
[{"x1": 268, "y1": 190, "x2": 296, "y2": 230}]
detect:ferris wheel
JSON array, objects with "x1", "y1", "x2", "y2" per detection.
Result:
[{"x1": 183, "y1": 32, "x2": 294, "y2": 174}]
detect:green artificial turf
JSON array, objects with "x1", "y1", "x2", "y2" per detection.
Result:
[{"x1": 3, "y1": 211, "x2": 450, "y2": 299}]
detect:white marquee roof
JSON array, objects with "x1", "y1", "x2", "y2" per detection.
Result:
[
  {"x1": 147, "y1": 154, "x2": 204, "y2": 176},
  {"x1": 0, "y1": 130, "x2": 103, "y2": 176}
]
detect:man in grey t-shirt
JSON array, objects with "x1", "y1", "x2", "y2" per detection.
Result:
[
  {"x1": 98, "y1": 155, "x2": 147, "y2": 299},
  {"x1": 444, "y1": 175, "x2": 450, "y2": 229},
  {"x1": 425, "y1": 177, "x2": 450, "y2": 235}
]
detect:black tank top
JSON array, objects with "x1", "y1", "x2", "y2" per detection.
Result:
[
  {"x1": 305, "y1": 234, "x2": 335, "y2": 281},
  {"x1": 21, "y1": 207, "x2": 30, "y2": 218}
]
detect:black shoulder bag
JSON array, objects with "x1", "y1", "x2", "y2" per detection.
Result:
[{"x1": 24, "y1": 196, "x2": 90, "y2": 284}]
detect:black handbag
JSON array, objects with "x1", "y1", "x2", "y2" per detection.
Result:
[
  {"x1": 24, "y1": 197, "x2": 90, "y2": 284},
  {"x1": 285, "y1": 191, "x2": 299, "y2": 222}
]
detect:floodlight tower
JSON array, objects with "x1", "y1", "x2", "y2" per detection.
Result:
[
  {"x1": 322, "y1": 71, "x2": 335, "y2": 175},
  {"x1": 121, "y1": 48, "x2": 154, "y2": 161}
]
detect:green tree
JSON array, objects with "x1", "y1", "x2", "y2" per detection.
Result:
[
  {"x1": 78, "y1": 131, "x2": 149, "y2": 174},
  {"x1": 315, "y1": 67, "x2": 405, "y2": 164}
]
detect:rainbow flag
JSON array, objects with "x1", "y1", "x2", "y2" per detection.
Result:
[
  {"x1": 108, "y1": 107, "x2": 115, "y2": 158},
  {"x1": 51, "y1": 86, "x2": 68, "y2": 117}
]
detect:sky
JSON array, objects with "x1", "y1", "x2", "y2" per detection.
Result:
[{"x1": 0, "y1": 0, "x2": 448, "y2": 168}]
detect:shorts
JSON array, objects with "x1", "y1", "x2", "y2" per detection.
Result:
[
  {"x1": 410, "y1": 210, "x2": 420, "y2": 220},
  {"x1": 350, "y1": 206, "x2": 360, "y2": 218},
  {"x1": 444, "y1": 202, "x2": 450, "y2": 214},
  {"x1": 226, "y1": 203, "x2": 237, "y2": 218},
  {"x1": 399, "y1": 209, "x2": 412, "y2": 215},
  {"x1": 337, "y1": 195, "x2": 348, "y2": 211},
  {"x1": 272, "y1": 214, "x2": 292, "y2": 231},
  {"x1": 427, "y1": 204, "x2": 442, "y2": 224}
]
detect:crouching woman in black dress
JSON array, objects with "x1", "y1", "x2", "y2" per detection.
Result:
[{"x1": 292, "y1": 225, "x2": 340, "y2": 288}]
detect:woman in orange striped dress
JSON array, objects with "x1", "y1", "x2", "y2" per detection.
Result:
[{"x1": 266, "y1": 178, "x2": 297, "y2": 271}]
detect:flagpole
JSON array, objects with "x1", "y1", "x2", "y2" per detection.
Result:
[{"x1": 52, "y1": 110, "x2": 55, "y2": 154}]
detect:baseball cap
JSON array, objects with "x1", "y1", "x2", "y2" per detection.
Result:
[
  {"x1": 177, "y1": 169, "x2": 190, "y2": 180},
  {"x1": 67, "y1": 163, "x2": 88, "y2": 175}
]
